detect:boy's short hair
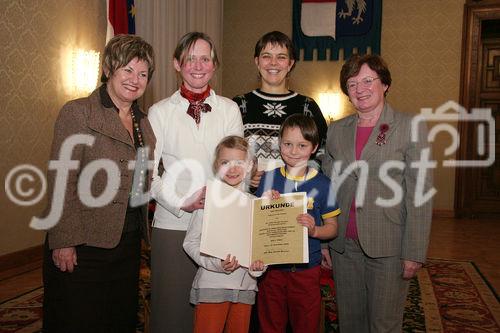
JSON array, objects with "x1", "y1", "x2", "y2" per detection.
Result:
[{"x1": 279, "y1": 114, "x2": 320, "y2": 147}]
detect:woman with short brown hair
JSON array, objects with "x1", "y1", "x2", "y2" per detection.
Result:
[
  {"x1": 43, "y1": 34, "x2": 156, "y2": 333},
  {"x1": 323, "y1": 54, "x2": 433, "y2": 332}
]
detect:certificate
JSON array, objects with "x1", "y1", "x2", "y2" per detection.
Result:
[{"x1": 200, "y1": 179, "x2": 308, "y2": 268}]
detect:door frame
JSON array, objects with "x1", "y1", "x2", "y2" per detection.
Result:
[{"x1": 455, "y1": 0, "x2": 500, "y2": 217}]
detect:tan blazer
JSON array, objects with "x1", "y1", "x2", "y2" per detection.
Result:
[
  {"x1": 323, "y1": 104, "x2": 433, "y2": 263},
  {"x1": 45, "y1": 88, "x2": 156, "y2": 250}
]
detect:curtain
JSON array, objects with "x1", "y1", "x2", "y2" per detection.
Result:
[{"x1": 135, "y1": 0, "x2": 224, "y2": 109}]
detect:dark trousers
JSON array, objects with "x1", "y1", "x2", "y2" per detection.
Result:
[
  {"x1": 150, "y1": 228, "x2": 197, "y2": 333},
  {"x1": 43, "y1": 227, "x2": 141, "y2": 333}
]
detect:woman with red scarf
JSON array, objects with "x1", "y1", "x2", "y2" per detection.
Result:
[{"x1": 148, "y1": 32, "x2": 243, "y2": 333}]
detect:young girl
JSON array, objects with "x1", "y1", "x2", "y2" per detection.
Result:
[
  {"x1": 255, "y1": 114, "x2": 340, "y2": 333},
  {"x1": 183, "y1": 135, "x2": 265, "y2": 333}
]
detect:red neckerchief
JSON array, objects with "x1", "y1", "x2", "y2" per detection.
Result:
[{"x1": 180, "y1": 84, "x2": 212, "y2": 125}]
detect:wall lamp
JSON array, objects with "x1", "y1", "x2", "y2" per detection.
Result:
[
  {"x1": 319, "y1": 91, "x2": 341, "y2": 123},
  {"x1": 71, "y1": 49, "x2": 100, "y2": 96}
]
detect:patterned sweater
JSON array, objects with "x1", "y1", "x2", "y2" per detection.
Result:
[{"x1": 233, "y1": 89, "x2": 328, "y2": 167}]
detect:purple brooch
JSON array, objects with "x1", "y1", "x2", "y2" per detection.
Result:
[{"x1": 376, "y1": 123, "x2": 389, "y2": 146}]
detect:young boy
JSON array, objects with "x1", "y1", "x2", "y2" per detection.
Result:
[{"x1": 255, "y1": 114, "x2": 340, "y2": 333}]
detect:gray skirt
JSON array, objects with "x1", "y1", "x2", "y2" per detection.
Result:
[{"x1": 150, "y1": 228, "x2": 198, "y2": 333}]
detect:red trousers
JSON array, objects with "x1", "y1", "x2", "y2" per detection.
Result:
[
  {"x1": 257, "y1": 266, "x2": 321, "y2": 333},
  {"x1": 193, "y1": 302, "x2": 252, "y2": 333}
]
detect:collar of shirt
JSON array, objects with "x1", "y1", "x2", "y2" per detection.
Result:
[
  {"x1": 98, "y1": 84, "x2": 144, "y2": 150},
  {"x1": 98, "y1": 83, "x2": 144, "y2": 120}
]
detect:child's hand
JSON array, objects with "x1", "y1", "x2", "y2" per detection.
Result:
[
  {"x1": 262, "y1": 189, "x2": 280, "y2": 200},
  {"x1": 250, "y1": 170, "x2": 264, "y2": 188},
  {"x1": 297, "y1": 213, "x2": 316, "y2": 237},
  {"x1": 221, "y1": 254, "x2": 240, "y2": 272},
  {"x1": 250, "y1": 260, "x2": 265, "y2": 271}
]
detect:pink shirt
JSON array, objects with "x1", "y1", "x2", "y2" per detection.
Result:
[{"x1": 346, "y1": 126, "x2": 374, "y2": 239}]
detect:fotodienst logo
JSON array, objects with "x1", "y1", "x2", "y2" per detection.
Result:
[
  {"x1": 3, "y1": 101, "x2": 496, "y2": 229},
  {"x1": 411, "y1": 100, "x2": 495, "y2": 167}
]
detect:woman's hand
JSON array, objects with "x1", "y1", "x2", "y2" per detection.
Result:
[
  {"x1": 262, "y1": 189, "x2": 281, "y2": 200},
  {"x1": 297, "y1": 213, "x2": 316, "y2": 237},
  {"x1": 402, "y1": 260, "x2": 423, "y2": 279},
  {"x1": 52, "y1": 247, "x2": 77, "y2": 273},
  {"x1": 250, "y1": 260, "x2": 265, "y2": 271},
  {"x1": 321, "y1": 248, "x2": 333, "y2": 270},
  {"x1": 181, "y1": 186, "x2": 206, "y2": 213},
  {"x1": 221, "y1": 254, "x2": 240, "y2": 272}
]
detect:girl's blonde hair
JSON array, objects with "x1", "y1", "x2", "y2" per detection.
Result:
[
  {"x1": 213, "y1": 136, "x2": 251, "y2": 172},
  {"x1": 213, "y1": 135, "x2": 257, "y2": 181}
]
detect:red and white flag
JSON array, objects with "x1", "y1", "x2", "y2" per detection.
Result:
[
  {"x1": 300, "y1": 0, "x2": 337, "y2": 38},
  {"x1": 106, "y1": 0, "x2": 134, "y2": 43}
]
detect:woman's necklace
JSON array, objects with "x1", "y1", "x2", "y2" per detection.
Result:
[
  {"x1": 129, "y1": 108, "x2": 148, "y2": 205},
  {"x1": 129, "y1": 109, "x2": 144, "y2": 147}
]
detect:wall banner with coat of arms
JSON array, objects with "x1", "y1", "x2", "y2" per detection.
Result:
[{"x1": 293, "y1": 0, "x2": 382, "y2": 61}]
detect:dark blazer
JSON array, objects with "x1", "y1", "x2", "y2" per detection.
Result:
[
  {"x1": 45, "y1": 87, "x2": 156, "y2": 249},
  {"x1": 323, "y1": 104, "x2": 433, "y2": 263}
]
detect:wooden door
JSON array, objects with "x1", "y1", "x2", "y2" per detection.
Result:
[{"x1": 455, "y1": 0, "x2": 500, "y2": 218}]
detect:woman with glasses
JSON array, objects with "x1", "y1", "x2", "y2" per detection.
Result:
[{"x1": 322, "y1": 54, "x2": 433, "y2": 333}]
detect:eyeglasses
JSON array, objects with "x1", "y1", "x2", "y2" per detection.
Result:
[{"x1": 346, "y1": 77, "x2": 380, "y2": 91}]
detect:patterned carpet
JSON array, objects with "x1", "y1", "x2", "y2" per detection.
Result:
[
  {"x1": 320, "y1": 259, "x2": 500, "y2": 333},
  {"x1": 416, "y1": 259, "x2": 500, "y2": 332},
  {"x1": 0, "y1": 287, "x2": 43, "y2": 333},
  {"x1": 0, "y1": 259, "x2": 498, "y2": 333}
]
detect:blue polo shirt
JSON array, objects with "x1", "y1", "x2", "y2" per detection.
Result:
[{"x1": 256, "y1": 167, "x2": 340, "y2": 270}]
